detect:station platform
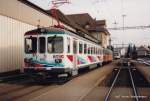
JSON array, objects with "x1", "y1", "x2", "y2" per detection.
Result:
[
  {"x1": 29, "y1": 63, "x2": 115, "y2": 101},
  {"x1": 134, "y1": 61, "x2": 150, "y2": 83}
]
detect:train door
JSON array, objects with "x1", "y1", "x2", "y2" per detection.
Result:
[
  {"x1": 72, "y1": 39, "x2": 78, "y2": 76},
  {"x1": 38, "y1": 37, "x2": 46, "y2": 63},
  {"x1": 73, "y1": 39, "x2": 77, "y2": 68}
]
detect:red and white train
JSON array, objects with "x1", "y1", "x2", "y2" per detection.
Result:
[{"x1": 24, "y1": 27, "x2": 113, "y2": 77}]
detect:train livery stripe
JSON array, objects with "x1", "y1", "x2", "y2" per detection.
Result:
[
  {"x1": 88, "y1": 56, "x2": 96, "y2": 62},
  {"x1": 77, "y1": 56, "x2": 87, "y2": 65},
  {"x1": 24, "y1": 58, "x2": 64, "y2": 67},
  {"x1": 67, "y1": 55, "x2": 73, "y2": 62}
]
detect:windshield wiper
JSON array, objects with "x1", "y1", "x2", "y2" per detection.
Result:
[{"x1": 48, "y1": 35, "x2": 57, "y2": 43}]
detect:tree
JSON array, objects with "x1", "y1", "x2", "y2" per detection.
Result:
[{"x1": 126, "y1": 44, "x2": 132, "y2": 58}]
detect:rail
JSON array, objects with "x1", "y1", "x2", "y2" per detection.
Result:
[
  {"x1": 104, "y1": 68, "x2": 121, "y2": 101},
  {"x1": 128, "y1": 68, "x2": 139, "y2": 101}
]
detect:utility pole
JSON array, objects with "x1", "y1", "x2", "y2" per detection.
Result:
[{"x1": 122, "y1": 14, "x2": 126, "y2": 30}]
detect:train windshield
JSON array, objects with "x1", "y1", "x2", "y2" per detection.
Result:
[
  {"x1": 25, "y1": 37, "x2": 37, "y2": 53},
  {"x1": 47, "y1": 36, "x2": 63, "y2": 53}
]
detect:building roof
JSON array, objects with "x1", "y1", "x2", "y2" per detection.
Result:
[
  {"x1": 96, "y1": 20, "x2": 106, "y2": 26},
  {"x1": 67, "y1": 13, "x2": 95, "y2": 27},
  {"x1": 66, "y1": 13, "x2": 110, "y2": 35},
  {"x1": 18, "y1": 0, "x2": 100, "y2": 43}
]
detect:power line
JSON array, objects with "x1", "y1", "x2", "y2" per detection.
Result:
[{"x1": 108, "y1": 25, "x2": 150, "y2": 30}]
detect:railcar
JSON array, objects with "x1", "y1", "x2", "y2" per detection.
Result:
[
  {"x1": 103, "y1": 48, "x2": 113, "y2": 64},
  {"x1": 114, "y1": 51, "x2": 121, "y2": 59},
  {"x1": 24, "y1": 27, "x2": 111, "y2": 78}
]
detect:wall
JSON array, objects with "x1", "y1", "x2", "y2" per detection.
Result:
[
  {"x1": 0, "y1": 15, "x2": 36, "y2": 73},
  {"x1": 91, "y1": 31, "x2": 109, "y2": 48},
  {"x1": 0, "y1": 0, "x2": 75, "y2": 73}
]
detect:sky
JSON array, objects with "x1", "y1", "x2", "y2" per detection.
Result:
[{"x1": 29, "y1": 0, "x2": 150, "y2": 46}]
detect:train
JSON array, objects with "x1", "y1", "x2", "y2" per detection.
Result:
[
  {"x1": 24, "y1": 27, "x2": 113, "y2": 78},
  {"x1": 113, "y1": 51, "x2": 121, "y2": 59}
]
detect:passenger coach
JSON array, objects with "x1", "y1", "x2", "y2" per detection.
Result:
[{"x1": 24, "y1": 27, "x2": 108, "y2": 77}]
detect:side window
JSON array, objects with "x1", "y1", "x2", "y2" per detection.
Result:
[
  {"x1": 94, "y1": 46, "x2": 95, "y2": 54},
  {"x1": 79, "y1": 42, "x2": 83, "y2": 54},
  {"x1": 100, "y1": 49, "x2": 102, "y2": 55},
  {"x1": 91, "y1": 46, "x2": 93, "y2": 54},
  {"x1": 67, "y1": 37, "x2": 70, "y2": 53},
  {"x1": 88, "y1": 45, "x2": 90, "y2": 54},
  {"x1": 84, "y1": 43, "x2": 87, "y2": 54},
  {"x1": 73, "y1": 40, "x2": 77, "y2": 54},
  {"x1": 96, "y1": 48, "x2": 97, "y2": 54},
  {"x1": 39, "y1": 37, "x2": 46, "y2": 53}
]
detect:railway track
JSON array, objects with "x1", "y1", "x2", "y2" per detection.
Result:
[
  {"x1": 0, "y1": 73, "x2": 63, "y2": 101},
  {"x1": 104, "y1": 66, "x2": 140, "y2": 101},
  {"x1": 0, "y1": 76, "x2": 62, "y2": 101},
  {"x1": 77, "y1": 61, "x2": 150, "y2": 101},
  {"x1": 104, "y1": 67, "x2": 139, "y2": 101}
]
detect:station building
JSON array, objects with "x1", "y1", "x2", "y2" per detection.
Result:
[
  {"x1": 137, "y1": 46, "x2": 150, "y2": 57},
  {"x1": 67, "y1": 13, "x2": 110, "y2": 48},
  {"x1": 0, "y1": 0, "x2": 110, "y2": 73}
]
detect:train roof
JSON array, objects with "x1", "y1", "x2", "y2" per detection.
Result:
[
  {"x1": 25, "y1": 27, "x2": 101, "y2": 44},
  {"x1": 103, "y1": 48, "x2": 113, "y2": 53},
  {"x1": 25, "y1": 27, "x2": 65, "y2": 35}
]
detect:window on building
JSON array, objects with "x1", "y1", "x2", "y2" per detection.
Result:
[
  {"x1": 84, "y1": 44, "x2": 87, "y2": 54},
  {"x1": 79, "y1": 42, "x2": 83, "y2": 54}
]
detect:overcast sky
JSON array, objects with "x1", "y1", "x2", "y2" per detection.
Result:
[{"x1": 29, "y1": 0, "x2": 150, "y2": 46}]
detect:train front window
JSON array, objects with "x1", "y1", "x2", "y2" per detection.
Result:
[
  {"x1": 25, "y1": 37, "x2": 37, "y2": 53},
  {"x1": 47, "y1": 36, "x2": 63, "y2": 53},
  {"x1": 39, "y1": 37, "x2": 46, "y2": 53}
]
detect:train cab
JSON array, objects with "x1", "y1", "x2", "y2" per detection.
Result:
[{"x1": 24, "y1": 27, "x2": 73, "y2": 77}]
